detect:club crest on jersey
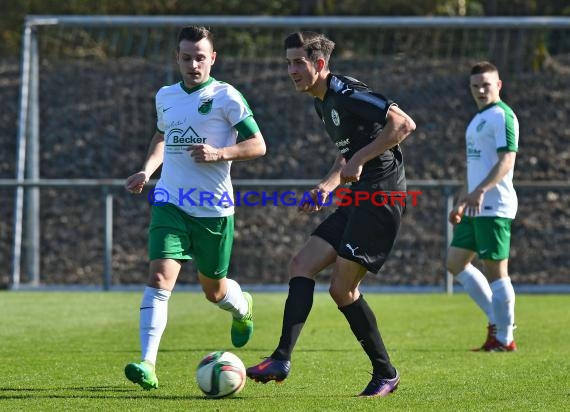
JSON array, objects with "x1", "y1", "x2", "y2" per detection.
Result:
[
  {"x1": 476, "y1": 119, "x2": 486, "y2": 132},
  {"x1": 198, "y1": 98, "x2": 213, "y2": 115},
  {"x1": 331, "y1": 109, "x2": 341, "y2": 126}
]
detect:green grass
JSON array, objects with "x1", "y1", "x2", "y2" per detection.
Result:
[{"x1": 0, "y1": 292, "x2": 568, "y2": 411}]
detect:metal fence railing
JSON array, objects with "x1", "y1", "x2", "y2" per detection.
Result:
[{"x1": 3, "y1": 178, "x2": 569, "y2": 292}]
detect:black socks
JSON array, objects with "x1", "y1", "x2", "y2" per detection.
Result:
[
  {"x1": 271, "y1": 277, "x2": 315, "y2": 361},
  {"x1": 339, "y1": 294, "x2": 396, "y2": 378}
]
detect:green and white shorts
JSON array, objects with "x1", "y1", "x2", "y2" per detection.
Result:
[
  {"x1": 148, "y1": 203, "x2": 234, "y2": 279},
  {"x1": 450, "y1": 216, "x2": 513, "y2": 261}
]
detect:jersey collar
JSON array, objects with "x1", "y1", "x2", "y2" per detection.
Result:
[
  {"x1": 478, "y1": 100, "x2": 501, "y2": 114},
  {"x1": 180, "y1": 77, "x2": 215, "y2": 95},
  {"x1": 321, "y1": 73, "x2": 334, "y2": 101}
]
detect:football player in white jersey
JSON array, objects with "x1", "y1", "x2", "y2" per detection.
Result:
[
  {"x1": 447, "y1": 61, "x2": 519, "y2": 352},
  {"x1": 123, "y1": 26, "x2": 266, "y2": 390}
]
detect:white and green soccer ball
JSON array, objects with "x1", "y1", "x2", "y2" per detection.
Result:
[{"x1": 196, "y1": 351, "x2": 246, "y2": 398}]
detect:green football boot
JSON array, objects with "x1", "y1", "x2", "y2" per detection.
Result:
[
  {"x1": 231, "y1": 292, "x2": 254, "y2": 347},
  {"x1": 124, "y1": 360, "x2": 159, "y2": 390}
]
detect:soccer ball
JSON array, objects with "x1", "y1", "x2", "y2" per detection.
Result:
[{"x1": 196, "y1": 351, "x2": 246, "y2": 398}]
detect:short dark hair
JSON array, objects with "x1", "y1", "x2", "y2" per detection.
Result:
[
  {"x1": 177, "y1": 26, "x2": 214, "y2": 50},
  {"x1": 471, "y1": 61, "x2": 498, "y2": 76},
  {"x1": 284, "y1": 31, "x2": 335, "y2": 67}
]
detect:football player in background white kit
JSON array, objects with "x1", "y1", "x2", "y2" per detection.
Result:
[{"x1": 447, "y1": 61, "x2": 519, "y2": 352}]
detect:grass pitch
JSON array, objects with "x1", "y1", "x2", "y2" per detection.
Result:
[{"x1": 0, "y1": 291, "x2": 568, "y2": 411}]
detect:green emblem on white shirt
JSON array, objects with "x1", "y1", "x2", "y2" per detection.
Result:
[
  {"x1": 476, "y1": 119, "x2": 486, "y2": 132},
  {"x1": 198, "y1": 98, "x2": 213, "y2": 115}
]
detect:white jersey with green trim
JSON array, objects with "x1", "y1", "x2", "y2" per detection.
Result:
[
  {"x1": 155, "y1": 77, "x2": 253, "y2": 217},
  {"x1": 465, "y1": 101, "x2": 519, "y2": 218}
]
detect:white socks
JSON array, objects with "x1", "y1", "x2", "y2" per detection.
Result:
[
  {"x1": 140, "y1": 286, "x2": 171, "y2": 365},
  {"x1": 216, "y1": 278, "x2": 248, "y2": 319},
  {"x1": 490, "y1": 278, "x2": 516, "y2": 344},
  {"x1": 457, "y1": 266, "x2": 516, "y2": 345},
  {"x1": 457, "y1": 264, "x2": 495, "y2": 325},
  {"x1": 137, "y1": 280, "x2": 247, "y2": 366}
]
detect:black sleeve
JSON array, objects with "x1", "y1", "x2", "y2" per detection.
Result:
[{"x1": 342, "y1": 91, "x2": 395, "y2": 127}]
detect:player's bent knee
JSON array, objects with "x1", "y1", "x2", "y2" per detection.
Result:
[
  {"x1": 328, "y1": 285, "x2": 353, "y2": 306},
  {"x1": 288, "y1": 254, "x2": 309, "y2": 278},
  {"x1": 148, "y1": 273, "x2": 173, "y2": 290},
  {"x1": 446, "y1": 257, "x2": 466, "y2": 276},
  {"x1": 202, "y1": 288, "x2": 225, "y2": 303}
]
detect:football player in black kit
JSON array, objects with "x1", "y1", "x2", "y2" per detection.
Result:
[{"x1": 247, "y1": 31, "x2": 416, "y2": 397}]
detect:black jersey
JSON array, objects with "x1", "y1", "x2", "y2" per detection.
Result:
[{"x1": 314, "y1": 74, "x2": 406, "y2": 192}]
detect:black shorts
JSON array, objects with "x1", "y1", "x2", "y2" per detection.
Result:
[{"x1": 312, "y1": 200, "x2": 404, "y2": 274}]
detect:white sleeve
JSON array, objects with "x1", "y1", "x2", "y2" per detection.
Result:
[{"x1": 224, "y1": 86, "x2": 253, "y2": 127}]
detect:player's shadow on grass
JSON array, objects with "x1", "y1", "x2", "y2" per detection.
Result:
[
  {"x1": 0, "y1": 386, "x2": 247, "y2": 401},
  {"x1": 0, "y1": 386, "x2": 199, "y2": 400},
  {"x1": 158, "y1": 347, "x2": 361, "y2": 353}
]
